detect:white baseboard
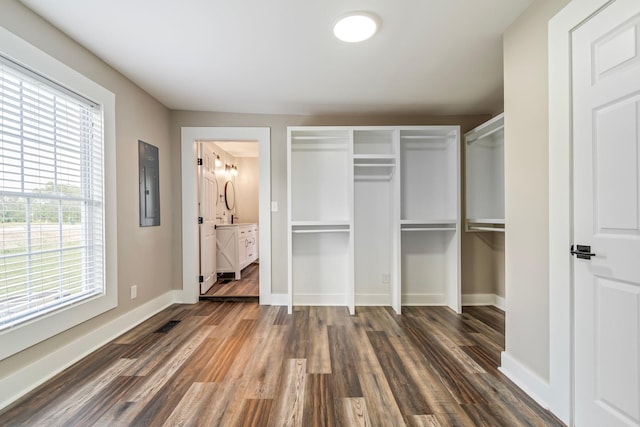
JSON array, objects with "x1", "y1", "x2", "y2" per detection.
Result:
[
  {"x1": 462, "y1": 293, "x2": 505, "y2": 310},
  {"x1": 499, "y1": 351, "x2": 551, "y2": 410},
  {"x1": 293, "y1": 294, "x2": 348, "y2": 306},
  {"x1": 267, "y1": 293, "x2": 506, "y2": 310},
  {"x1": 0, "y1": 290, "x2": 182, "y2": 411},
  {"x1": 264, "y1": 293, "x2": 288, "y2": 306},
  {"x1": 355, "y1": 293, "x2": 391, "y2": 306},
  {"x1": 401, "y1": 293, "x2": 446, "y2": 306}
]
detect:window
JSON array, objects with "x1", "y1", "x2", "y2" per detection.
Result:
[
  {"x1": 0, "y1": 26, "x2": 116, "y2": 360},
  {"x1": 0, "y1": 55, "x2": 104, "y2": 331}
]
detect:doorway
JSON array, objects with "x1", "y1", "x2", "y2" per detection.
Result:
[
  {"x1": 181, "y1": 127, "x2": 271, "y2": 305},
  {"x1": 200, "y1": 140, "x2": 260, "y2": 300}
]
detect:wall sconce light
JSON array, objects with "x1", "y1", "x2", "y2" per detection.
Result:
[
  {"x1": 224, "y1": 163, "x2": 238, "y2": 177},
  {"x1": 214, "y1": 154, "x2": 222, "y2": 168}
]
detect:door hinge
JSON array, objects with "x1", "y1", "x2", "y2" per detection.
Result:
[
  {"x1": 199, "y1": 275, "x2": 204, "y2": 283},
  {"x1": 198, "y1": 217, "x2": 203, "y2": 224},
  {"x1": 197, "y1": 158, "x2": 203, "y2": 166}
]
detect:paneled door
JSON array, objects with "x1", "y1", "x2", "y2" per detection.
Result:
[
  {"x1": 199, "y1": 143, "x2": 218, "y2": 294},
  {"x1": 572, "y1": 1, "x2": 640, "y2": 425}
]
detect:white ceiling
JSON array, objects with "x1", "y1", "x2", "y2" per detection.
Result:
[
  {"x1": 19, "y1": 0, "x2": 534, "y2": 116},
  {"x1": 213, "y1": 141, "x2": 259, "y2": 158}
]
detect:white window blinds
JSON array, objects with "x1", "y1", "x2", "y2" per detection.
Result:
[{"x1": 0, "y1": 55, "x2": 105, "y2": 331}]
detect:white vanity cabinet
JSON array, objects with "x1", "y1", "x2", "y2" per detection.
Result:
[
  {"x1": 216, "y1": 223, "x2": 258, "y2": 279},
  {"x1": 287, "y1": 126, "x2": 461, "y2": 315}
]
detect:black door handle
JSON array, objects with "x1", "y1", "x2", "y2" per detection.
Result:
[{"x1": 571, "y1": 244, "x2": 596, "y2": 260}]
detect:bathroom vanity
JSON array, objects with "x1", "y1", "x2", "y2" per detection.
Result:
[{"x1": 215, "y1": 223, "x2": 258, "y2": 279}]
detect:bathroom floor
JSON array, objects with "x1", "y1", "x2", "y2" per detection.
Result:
[{"x1": 200, "y1": 261, "x2": 259, "y2": 300}]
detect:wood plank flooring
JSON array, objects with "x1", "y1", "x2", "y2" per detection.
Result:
[
  {"x1": 202, "y1": 262, "x2": 259, "y2": 299},
  {"x1": 0, "y1": 303, "x2": 565, "y2": 426}
]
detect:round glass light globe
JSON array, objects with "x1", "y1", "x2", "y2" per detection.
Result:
[{"x1": 333, "y1": 13, "x2": 379, "y2": 43}]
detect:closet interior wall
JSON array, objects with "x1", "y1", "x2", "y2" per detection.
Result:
[{"x1": 353, "y1": 129, "x2": 396, "y2": 307}]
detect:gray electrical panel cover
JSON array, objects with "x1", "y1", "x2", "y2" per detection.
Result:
[{"x1": 139, "y1": 140, "x2": 160, "y2": 226}]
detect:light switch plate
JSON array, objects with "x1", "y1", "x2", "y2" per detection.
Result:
[{"x1": 271, "y1": 201, "x2": 278, "y2": 212}]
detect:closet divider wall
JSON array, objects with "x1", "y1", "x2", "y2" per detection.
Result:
[{"x1": 287, "y1": 126, "x2": 461, "y2": 315}]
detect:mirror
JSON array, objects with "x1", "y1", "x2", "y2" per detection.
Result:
[{"x1": 224, "y1": 180, "x2": 235, "y2": 210}]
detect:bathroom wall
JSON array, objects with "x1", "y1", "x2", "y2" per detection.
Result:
[{"x1": 235, "y1": 157, "x2": 260, "y2": 224}]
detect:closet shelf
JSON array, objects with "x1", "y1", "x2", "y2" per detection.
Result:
[
  {"x1": 291, "y1": 220, "x2": 350, "y2": 227},
  {"x1": 401, "y1": 219, "x2": 457, "y2": 232},
  {"x1": 291, "y1": 143, "x2": 348, "y2": 152},
  {"x1": 353, "y1": 154, "x2": 396, "y2": 160},
  {"x1": 353, "y1": 157, "x2": 395, "y2": 180},
  {"x1": 291, "y1": 135, "x2": 347, "y2": 140},
  {"x1": 291, "y1": 221, "x2": 350, "y2": 234},
  {"x1": 401, "y1": 219, "x2": 457, "y2": 225},
  {"x1": 354, "y1": 163, "x2": 395, "y2": 168},
  {"x1": 292, "y1": 228, "x2": 349, "y2": 234},
  {"x1": 400, "y1": 135, "x2": 453, "y2": 140}
]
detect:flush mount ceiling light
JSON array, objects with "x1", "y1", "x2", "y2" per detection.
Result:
[{"x1": 333, "y1": 12, "x2": 380, "y2": 43}]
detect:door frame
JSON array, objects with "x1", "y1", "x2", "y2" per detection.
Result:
[
  {"x1": 549, "y1": 0, "x2": 615, "y2": 425},
  {"x1": 181, "y1": 127, "x2": 271, "y2": 303}
]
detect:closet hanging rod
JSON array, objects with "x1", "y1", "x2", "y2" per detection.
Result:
[
  {"x1": 400, "y1": 219, "x2": 457, "y2": 225},
  {"x1": 400, "y1": 135, "x2": 451, "y2": 140},
  {"x1": 292, "y1": 229, "x2": 350, "y2": 234},
  {"x1": 353, "y1": 163, "x2": 395, "y2": 167},
  {"x1": 468, "y1": 226, "x2": 505, "y2": 232},
  {"x1": 467, "y1": 218, "x2": 505, "y2": 224},
  {"x1": 401, "y1": 227, "x2": 456, "y2": 232},
  {"x1": 467, "y1": 126, "x2": 504, "y2": 144}
]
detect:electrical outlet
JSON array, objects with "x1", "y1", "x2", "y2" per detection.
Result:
[
  {"x1": 130, "y1": 285, "x2": 137, "y2": 299},
  {"x1": 382, "y1": 273, "x2": 390, "y2": 284},
  {"x1": 271, "y1": 201, "x2": 278, "y2": 212}
]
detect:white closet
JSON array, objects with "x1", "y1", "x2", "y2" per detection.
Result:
[
  {"x1": 287, "y1": 126, "x2": 461, "y2": 315},
  {"x1": 465, "y1": 113, "x2": 505, "y2": 232}
]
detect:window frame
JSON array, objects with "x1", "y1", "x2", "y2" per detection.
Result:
[{"x1": 0, "y1": 26, "x2": 117, "y2": 361}]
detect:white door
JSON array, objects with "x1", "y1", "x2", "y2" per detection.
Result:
[
  {"x1": 572, "y1": 1, "x2": 640, "y2": 425},
  {"x1": 199, "y1": 143, "x2": 218, "y2": 294}
]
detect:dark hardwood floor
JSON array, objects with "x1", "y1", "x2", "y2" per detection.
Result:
[
  {"x1": 0, "y1": 303, "x2": 565, "y2": 426},
  {"x1": 202, "y1": 262, "x2": 259, "y2": 300}
]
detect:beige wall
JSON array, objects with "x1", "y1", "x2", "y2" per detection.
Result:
[
  {"x1": 236, "y1": 157, "x2": 260, "y2": 224},
  {"x1": 0, "y1": 1, "x2": 173, "y2": 376},
  {"x1": 503, "y1": 0, "x2": 570, "y2": 381},
  {"x1": 170, "y1": 111, "x2": 497, "y2": 295}
]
